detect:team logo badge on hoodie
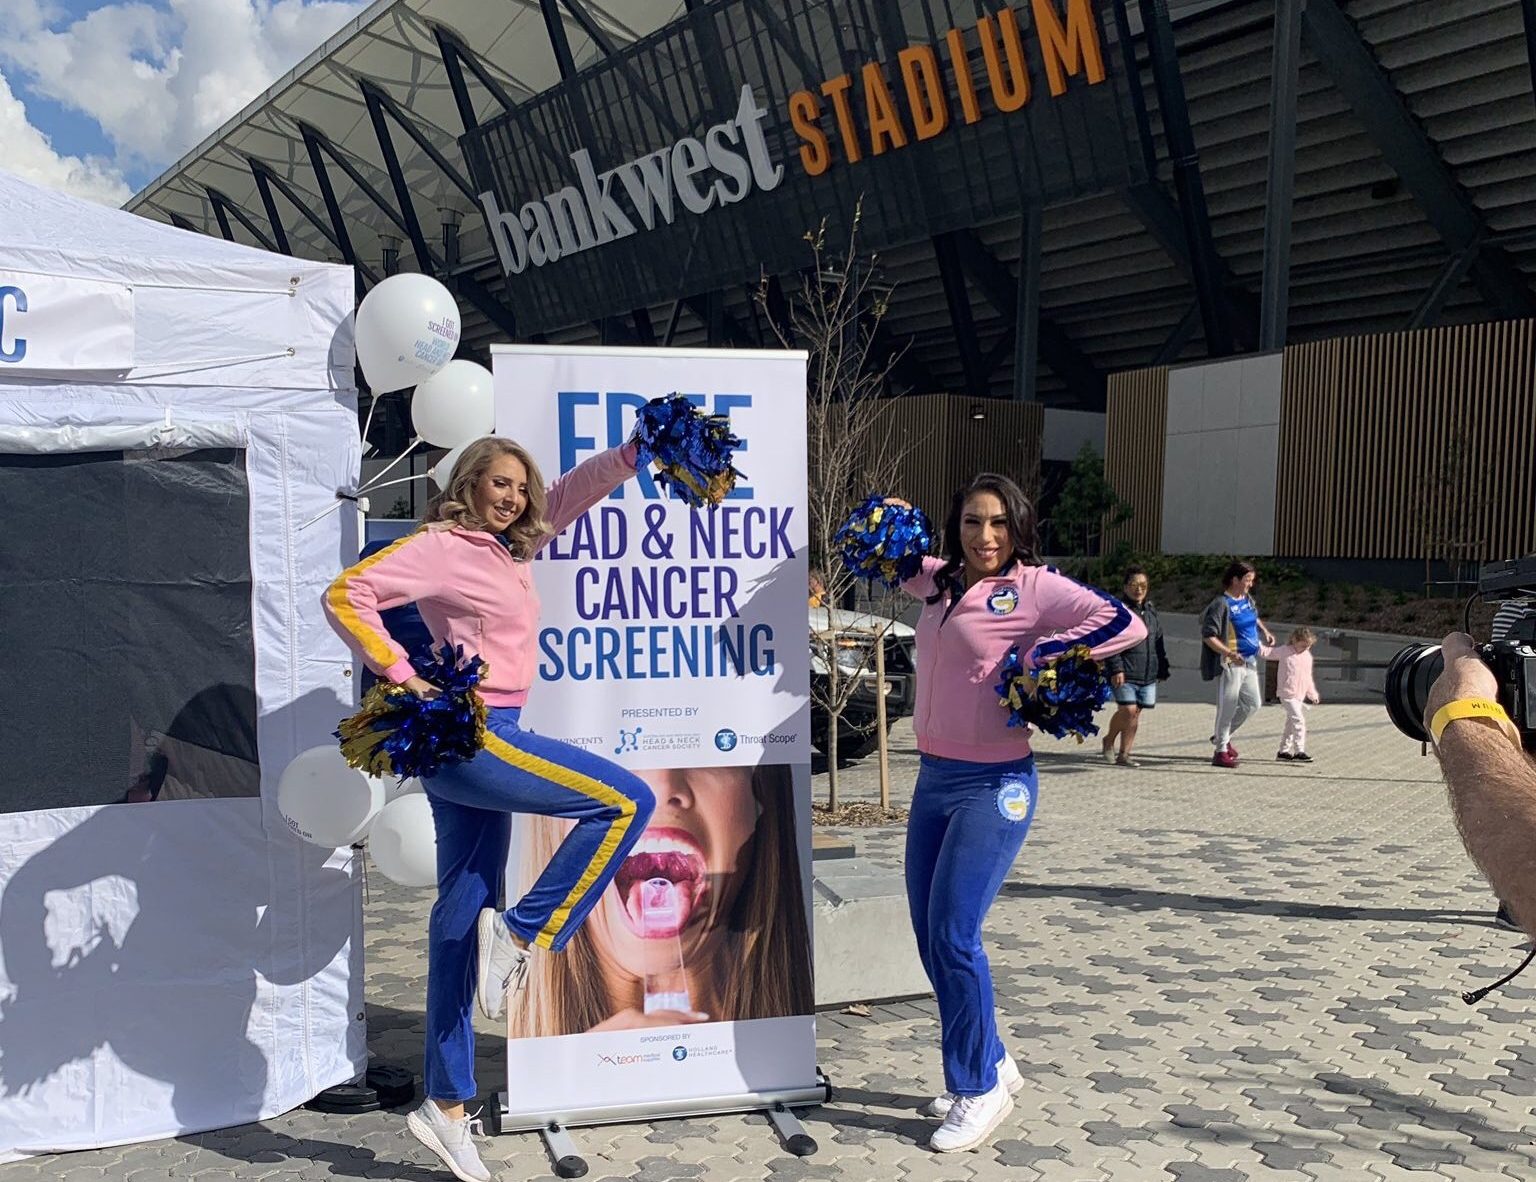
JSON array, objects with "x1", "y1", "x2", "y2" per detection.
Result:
[
  {"x1": 995, "y1": 779, "x2": 1034, "y2": 823},
  {"x1": 987, "y1": 587, "x2": 1019, "y2": 616}
]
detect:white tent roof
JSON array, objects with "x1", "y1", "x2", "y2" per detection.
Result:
[{"x1": 3, "y1": 168, "x2": 354, "y2": 397}]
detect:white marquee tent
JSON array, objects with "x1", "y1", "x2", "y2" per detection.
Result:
[{"x1": 0, "y1": 169, "x2": 364, "y2": 1158}]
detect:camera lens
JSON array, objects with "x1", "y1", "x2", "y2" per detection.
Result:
[{"x1": 1384, "y1": 643, "x2": 1443, "y2": 743}]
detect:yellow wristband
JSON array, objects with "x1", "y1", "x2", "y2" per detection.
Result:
[{"x1": 1429, "y1": 698, "x2": 1522, "y2": 748}]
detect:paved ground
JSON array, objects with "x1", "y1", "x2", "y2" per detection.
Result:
[{"x1": 14, "y1": 685, "x2": 1536, "y2": 1181}]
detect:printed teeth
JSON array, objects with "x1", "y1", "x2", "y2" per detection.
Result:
[{"x1": 631, "y1": 834, "x2": 700, "y2": 858}]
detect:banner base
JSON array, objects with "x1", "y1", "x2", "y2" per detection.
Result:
[{"x1": 492, "y1": 1073, "x2": 831, "y2": 1176}]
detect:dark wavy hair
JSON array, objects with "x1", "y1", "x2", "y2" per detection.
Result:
[
  {"x1": 1221, "y1": 560, "x2": 1256, "y2": 591},
  {"x1": 927, "y1": 473, "x2": 1042, "y2": 603}
]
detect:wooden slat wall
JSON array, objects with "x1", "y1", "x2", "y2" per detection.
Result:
[
  {"x1": 1103, "y1": 366, "x2": 1169, "y2": 552},
  {"x1": 876, "y1": 395, "x2": 1044, "y2": 531},
  {"x1": 1275, "y1": 320, "x2": 1536, "y2": 559}
]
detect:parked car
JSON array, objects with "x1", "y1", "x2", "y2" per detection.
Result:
[{"x1": 809, "y1": 604, "x2": 917, "y2": 760}]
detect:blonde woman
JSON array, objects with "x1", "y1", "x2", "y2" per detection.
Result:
[
  {"x1": 508, "y1": 763, "x2": 812, "y2": 1036},
  {"x1": 324, "y1": 434, "x2": 656, "y2": 1182}
]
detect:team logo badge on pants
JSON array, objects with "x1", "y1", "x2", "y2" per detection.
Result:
[{"x1": 995, "y1": 779, "x2": 1033, "y2": 822}]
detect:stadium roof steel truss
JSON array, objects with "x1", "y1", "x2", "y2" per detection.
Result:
[{"x1": 128, "y1": 0, "x2": 1536, "y2": 409}]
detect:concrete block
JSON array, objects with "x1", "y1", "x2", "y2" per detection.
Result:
[
  {"x1": 1200, "y1": 358, "x2": 1243, "y2": 432},
  {"x1": 1240, "y1": 351, "x2": 1284, "y2": 426},
  {"x1": 1235, "y1": 424, "x2": 1279, "y2": 555},
  {"x1": 1196, "y1": 427, "x2": 1241, "y2": 552},
  {"x1": 1165, "y1": 366, "x2": 1204, "y2": 437},
  {"x1": 813, "y1": 860, "x2": 931, "y2": 1009},
  {"x1": 1160, "y1": 432, "x2": 1203, "y2": 553}
]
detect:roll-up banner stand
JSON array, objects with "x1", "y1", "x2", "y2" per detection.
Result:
[{"x1": 490, "y1": 345, "x2": 819, "y2": 1151}]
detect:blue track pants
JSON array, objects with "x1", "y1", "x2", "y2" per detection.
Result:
[
  {"x1": 905, "y1": 752, "x2": 1038, "y2": 1097},
  {"x1": 421, "y1": 706, "x2": 654, "y2": 1101}
]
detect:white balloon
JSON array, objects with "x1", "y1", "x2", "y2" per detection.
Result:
[
  {"x1": 411, "y1": 360, "x2": 494, "y2": 448},
  {"x1": 429, "y1": 440, "x2": 472, "y2": 490},
  {"x1": 355, "y1": 273, "x2": 461, "y2": 394},
  {"x1": 277, "y1": 746, "x2": 383, "y2": 847},
  {"x1": 368, "y1": 793, "x2": 438, "y2": 888}
]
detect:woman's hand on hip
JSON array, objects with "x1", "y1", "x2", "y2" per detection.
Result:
[{"x1": 1110, "y1": 672, "x2": 1126, "y2": 687}]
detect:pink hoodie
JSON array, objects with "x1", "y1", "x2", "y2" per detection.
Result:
[
  {"x1": 901, "y1": 559, "x2": 1147, "y2": 762},
  {"x1": 1262, "y1": 643, "x2": 1320, "y2": 703},
  {"x1": 324, "y1": 444, "x2": 637, "y2": 706}
]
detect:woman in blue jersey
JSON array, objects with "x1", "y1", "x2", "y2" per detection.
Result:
[{"x1": 1199, "y1": 561, "x2": 1275, "y2": 769}]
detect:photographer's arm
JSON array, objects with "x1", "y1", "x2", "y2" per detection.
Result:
[{"x1": 1427, "y1": 632, "x2": 1536, "y2": 936}]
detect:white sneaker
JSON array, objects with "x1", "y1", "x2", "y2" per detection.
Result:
[
  {"x1": 924, "y1": 1053, "x2": 1022, "y2": 1118},
  {"x1": 929, "y1": 1080, "x2": 1015, "y2": 1153},
  {"x1": 406, "y1": 1099, "x2": 492, "y2": 1182},
  {"x1": 475, "y1": 907, "x2": 529, "y2": 1022}
]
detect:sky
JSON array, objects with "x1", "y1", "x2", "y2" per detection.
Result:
[{"x1": 0, "y1": 0, "x2": 371, "y2": 207}]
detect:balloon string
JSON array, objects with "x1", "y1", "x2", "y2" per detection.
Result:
[
  {"x1": 357, "y1": 437, "x2": 423, "y2": 495},
  {"x1": 362, "y1": 473, "x2": 428, "y2": 494},
  {"x1": 298, "y1": 496, "x2": 353, "y2": 531},
  {"x1": 359, "y1": 392, "x2": 383, "y2": 458},
  {"x1": 297, "y1": 438, "x2": 425, "y2": 531}
]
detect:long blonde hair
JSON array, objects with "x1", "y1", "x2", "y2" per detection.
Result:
[
  {"x1": 507, "y1": 764, "x2": 813, "y2": 1037},
  {"x1": 423, "y1": 436, "x2": 551, "y2": 558}
]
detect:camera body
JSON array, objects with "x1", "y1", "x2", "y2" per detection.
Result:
[{"x1": 1384, "y1": 558, "x2": 1536, "y2": 750}]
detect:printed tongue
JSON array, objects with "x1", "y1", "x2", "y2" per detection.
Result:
[{"x1": 638, "y1": 877, "x2": 684, "y2": 937}]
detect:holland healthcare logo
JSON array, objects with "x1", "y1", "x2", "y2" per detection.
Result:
[
  {"x1": 713, "y1": 729, "x2": 738, "y2": 752},
  {"x1": 615, "y1": 726, "x2": 643, "y2": 755}
]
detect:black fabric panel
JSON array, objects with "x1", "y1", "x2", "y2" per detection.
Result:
[{"x1": 0, "y1": 448, "x2": 257, "y2": 812}]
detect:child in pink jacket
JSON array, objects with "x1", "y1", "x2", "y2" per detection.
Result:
[{"x1": 1263, "y1": 626, "x2": 1321, "y2": 761}]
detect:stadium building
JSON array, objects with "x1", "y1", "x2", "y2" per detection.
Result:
[{"x1": 129, "y1": 0, "x2": 1536, "y2": 572}]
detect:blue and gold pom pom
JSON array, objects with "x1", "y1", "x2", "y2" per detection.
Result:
[
  {"x1": 833, "y1": 494, "x2": 934, "y2": 590},
  {"x1": 995, "y1": 643, "x2": 1111, "y2": 742},
  {"x1": 336, "y1": 644, "x2": 488, "y2": 779},
  {"x1": 632, "y1": 394, "x2": 744, "y2": 508}
]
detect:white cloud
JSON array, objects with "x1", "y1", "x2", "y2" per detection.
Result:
[
  {"x1": 0, "y1": 67, "x2": 131, "y2": 205},
  {"x1": 0, "y1": 0, "x2": 368, "y2": 187}
]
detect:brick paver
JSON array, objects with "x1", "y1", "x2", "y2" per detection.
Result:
[{"x1": 8, "y1": 694, "x2": 1533, "y2": 1180}]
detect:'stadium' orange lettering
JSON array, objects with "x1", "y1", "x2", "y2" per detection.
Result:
[
  {"x1": 861, "y1": 61, "x2": 909, "y2": 154},
  {"x1": 978, "y1": 8, "x2": 1030, "y2": 113},
  {"x1": 899, "y1": 45, "x2": 949, "y2": 141},
  {"x1": 945, "y1": 26, "x2": 982, "y2": 125},
  {"x1": 1033, "y1": 0, "x2": 1107, "y2": 97},
  {"x1": 820, "y1": 74, "x2": 863, "y2": 164},
  {"x1": 788, "y1": 90, "x2": 831, "y2": 176}
]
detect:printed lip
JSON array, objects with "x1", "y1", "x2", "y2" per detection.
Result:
[{"x1": 614, "y1": 827, "x2": 707, "y2": 940}]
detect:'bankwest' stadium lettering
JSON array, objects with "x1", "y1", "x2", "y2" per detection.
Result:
[{"x1": 479, "y1": 84, "x2": 782, "y2": 276}]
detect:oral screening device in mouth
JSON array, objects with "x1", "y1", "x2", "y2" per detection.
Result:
[{"x1": 640, "y1": 877, "x2": 693, "y2": 1015}]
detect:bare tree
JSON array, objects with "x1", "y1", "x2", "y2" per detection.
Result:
[{"x1": 756, "y1": 205, "x2": 909, "y2": 811}]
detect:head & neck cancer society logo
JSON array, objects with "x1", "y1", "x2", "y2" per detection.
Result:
[{"x1": 615, "y1": 726, "x2": 643, "y2": 755}]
